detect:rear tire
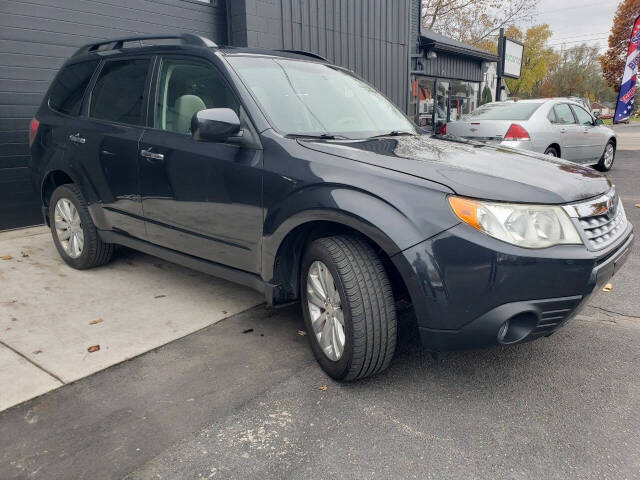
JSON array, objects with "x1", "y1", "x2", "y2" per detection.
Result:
[
  {"x1": 595, "y1": 140, "x2": 615, "y2": 171},
  {"x1": 544, "y1": 146, "x2": 559, "y2": 157},
  {"x1": 300, "y1": 235, "x2": 397, "y2": 381},
  {"x1": 49, "y1": 184, "x2": 114, "y2": 269}
]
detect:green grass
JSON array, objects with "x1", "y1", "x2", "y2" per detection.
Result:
[{"x1": 602, "y1": 117, "x2": 640, "y2": 125}]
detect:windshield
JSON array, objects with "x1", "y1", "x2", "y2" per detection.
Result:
[
  {"x1": 227, "y1": 56, "x2": 416, "y2": 139},
  {"x1": 464, "y1": 102, "x2": 542, "y2": 121}
]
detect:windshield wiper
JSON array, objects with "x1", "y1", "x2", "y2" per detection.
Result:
[
  {"x1": 368, "y1": 130, "x2": 415, "y2": 139},
  {"x1": 287, "y1": 133, "x2": 349, "y2": 140}
]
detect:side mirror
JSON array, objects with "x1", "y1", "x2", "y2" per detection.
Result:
[
  {"x1": 594, "y1": 117, "x2": 604, "y2": 126},
  {"x1": 191, "y1": 108, "x2": 241, "y2": 142},
  {"x1": 593, "y1": 111, "x2": 600, "y2": 118}
]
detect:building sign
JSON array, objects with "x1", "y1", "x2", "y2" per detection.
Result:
[{"x1": 502, "y1": 37, "x2": 523, "y2": 79}]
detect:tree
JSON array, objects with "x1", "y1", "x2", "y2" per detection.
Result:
[
  {"x1": 600, "y1": 0, "x2": 640, "y2": 90},
  {"x1": 421, "y1": 0, "x2": 539, "y2": 48},
  {"x1": 481, "y1": 85, "x2": 493, "y2": 104},
  {"x1": 504, "y1": 24, "x2": 558, "y2": 98},
  {"x1": 545, "y1": 44, "x2": 617, "y2": 102}
]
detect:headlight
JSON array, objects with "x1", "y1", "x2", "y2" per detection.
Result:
[{"x1": 448, "y1": 196, "x2": 583, "y2": 248}]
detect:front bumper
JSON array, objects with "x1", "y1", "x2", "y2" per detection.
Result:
[{"x1": 392, "y1": 222, "x2": 634, "y2": 351}]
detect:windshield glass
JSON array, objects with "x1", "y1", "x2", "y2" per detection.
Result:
[
  {"x1": 464, "y1": 102, "x2": 542, "y2": 121},
  {"x1": 227, "y1": 56, "x2": 416, "y2": 139}
]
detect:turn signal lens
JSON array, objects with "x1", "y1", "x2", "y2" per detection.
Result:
[
  {"x1": 448, "y1": 196, "x2": 582, "y2": 248},
  {"x1": 503, "y1": 123, "x2": 530, "y2": 140},
  {"x1": 448, "y1": 196, "x2": 482, "y2": 230}
]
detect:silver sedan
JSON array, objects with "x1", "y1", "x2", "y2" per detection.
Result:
[{"x1": 445, "y1": 99, "x2": 617, "y2": 171}]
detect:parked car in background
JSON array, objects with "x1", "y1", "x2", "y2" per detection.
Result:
[
  {"x1": 444, "y1": 99, "x2": 617, "y2": 171},
  {"x1": 30, "y1": 35, "x2": 633, "y2": 381}
]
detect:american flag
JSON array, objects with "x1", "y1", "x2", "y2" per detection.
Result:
[{"x1": 614, "y1": 15, "x2": 640, "y2": 124}]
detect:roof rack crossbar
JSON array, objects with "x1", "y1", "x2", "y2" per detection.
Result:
[
  {"x1": 276, "y1": 49, "x2": 328, "y2": 62},
  {"x1": 72, "y1": 34, "x2": 217, "y2": 57}
]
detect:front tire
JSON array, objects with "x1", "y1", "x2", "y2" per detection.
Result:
[
  {"x1": 49, "y1": 184, "x2": 114, "y2": 269},
  {"x1": 595, "y1": 140, "x2": 616, "y2": 171},
  {"x1": 300, "y1": 235, "x2": 397, "y2": 381}
]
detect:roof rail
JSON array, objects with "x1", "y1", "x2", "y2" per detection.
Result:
[
  {"x1": 277, "y1": 49, "x2": 328, "y2": 62},
  {"x1": 72, "y1": 33, "x2": 217, "y2": 57}
]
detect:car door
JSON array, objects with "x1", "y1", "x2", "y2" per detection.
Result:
[
  {"x1": 549, "y1": 103, "x2": 581, "y2": 161},
  {"x1": 65, "y1": 56, "x2": 152, "y2": 239},
  {"x1": 138, "y1": 55, "x2": 263, "y2": 273},
  {"x1": 570, "y1": 104, "x2": 606, "y2": 161}
]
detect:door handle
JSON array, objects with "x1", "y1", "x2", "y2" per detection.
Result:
[
  {"x1": 69, "y1": 133, "x2": 86, "y2": 144},
  {"x1": 140, "y1": 149, "x2": 164, "y2": 161}
]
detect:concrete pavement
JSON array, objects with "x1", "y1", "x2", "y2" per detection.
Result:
[
  {"x1": 0, "y1": 227, "x2": 262, "y2": 411},
  {"x1": 0, "y1": 126, "x2": 639, "y2": 479}
]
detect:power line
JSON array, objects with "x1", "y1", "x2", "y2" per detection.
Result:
[{"x1": 530, "y1": 1, "x2": 607, "y2": 16}]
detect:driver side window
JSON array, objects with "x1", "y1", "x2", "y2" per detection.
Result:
[{"x1": 155, "y1": 57, "x2": 239, "y2": 135}]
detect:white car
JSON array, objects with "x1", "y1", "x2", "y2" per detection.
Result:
[{"x1": 444, "y1": 99, "x2": 617, "y2": 171}]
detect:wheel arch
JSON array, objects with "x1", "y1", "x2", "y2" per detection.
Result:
[{"x1": 546, "y1": 143, "x2": 561, "y2": 157}]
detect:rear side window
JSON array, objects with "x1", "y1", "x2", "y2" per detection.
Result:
[
  {"x1": 49, "y1": 60, "x2": 99, "y2": 115},
  {"x1": 465, "y1": 102, "x2": 542, "y2": 120},
  {"x1": 551, "y1": 104, "x2": 576, "y2": 124},
  {"x1": 90, "y1": 59, "x2": 150, "y2": 126}
]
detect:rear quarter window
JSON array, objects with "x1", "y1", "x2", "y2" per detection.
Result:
[
  {"x1": 49, "y1": 60, "x2": 99, "y2": 116},
  {"x1": 465, "y1": 102, "x2": 542, "y2": 121}
]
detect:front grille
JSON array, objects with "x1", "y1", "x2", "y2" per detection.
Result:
[
  {"x1": 565, "y1": 189, "x2": 629, "y2": 251},
  {"x1": 578, "y1": 205, "x2": 627, "y2": 250}
]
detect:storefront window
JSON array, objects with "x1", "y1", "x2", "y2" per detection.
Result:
[
  {"x1": 435, "y1": 81, "x2": 449, "y2": 132},
  {"x1": 411, "y1": 77, "x2": 436, "y2": 129},
  {"x1": 411, "y1": 76, "x2": 480, "y2": 131},
  {"x1": 449, "y1": 81, "x2": 479, "y2": 122}
]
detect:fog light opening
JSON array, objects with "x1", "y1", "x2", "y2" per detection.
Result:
[{"x1": 497, "y1": 312, "x2": 538, "y2": 344}]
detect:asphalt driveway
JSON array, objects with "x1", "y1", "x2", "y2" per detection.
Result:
[{"x1": 1, "y1": 126, "x2": 639, "y2": 480}]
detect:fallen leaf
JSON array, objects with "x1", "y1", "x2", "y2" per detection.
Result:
[
  {"x1": 89, "y1": 318, "x2": 103, "y2": 325},
  {"x1": 33, "y1": 350, "x2": 42, "y2": 355},
  {"x1": 87, "y1": 345, "x2": 100, "y2": 353},
  {"x1": 154, "y1": 294, "x2": 166, "y2": 299},
  {"x1": 318, "y1": 385, "x2": 328, "y2": 391},
  {"x1": 242, "y1": 328, "x2": 254, "y2": 334},
  {"x1": 20, "y1": 251, "x2": 29, "y2": 258},
  {"x1": 1, "y1": 255, "x2": 12, "y2": 261},
  {"x1": 297, "y1": 330, "x2": 307, "y2": 336},
  {"x1": 635, "y1": 203, "x2": 640, "y2": 208},
  {"x1": 221, "y1": 310, "x2": 228, "y2": 315},
  {"x1": 602, "y1": 283, "x2": 613, "y2": 292}
]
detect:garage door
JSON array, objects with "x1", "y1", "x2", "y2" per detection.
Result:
[{"x1": 0, "y1": 0, "x2": 228, "y2": 230}]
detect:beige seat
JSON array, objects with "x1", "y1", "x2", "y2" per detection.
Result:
[{"x1": 171, "y1": 94, "x2": 206, "y2": 134}]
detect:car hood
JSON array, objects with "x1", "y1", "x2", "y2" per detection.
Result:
[{"x1": 298, "y1": 135, "x2": 612, "y2": 204}]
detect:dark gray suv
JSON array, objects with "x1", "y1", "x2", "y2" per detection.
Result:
[{"x1": 29, "y1": 34, "x2": 634, "y2": 380}]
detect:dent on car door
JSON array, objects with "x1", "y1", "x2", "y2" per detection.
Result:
[
  {"x1": 550, "y1": 103, "x2": 580, "y2": 160},
  {"x1": 66, "y1": 57, "x2": 152, "y2": 238},
  {"x1": 138, "y1": 56, "x2": 263, "y2": 273}
]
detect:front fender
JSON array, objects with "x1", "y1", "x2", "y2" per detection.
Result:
[{"x1": 261, "y1": 184, "x2": 452, "y2": 282}]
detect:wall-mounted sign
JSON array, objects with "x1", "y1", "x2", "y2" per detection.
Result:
[{"x1": 502, "y1": 37, "x2": 523, "y2": 79}]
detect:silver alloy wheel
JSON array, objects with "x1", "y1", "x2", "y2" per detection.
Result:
[
  {"x1": 54, "y1": 198, "x2": 84, "y2": 259},
  {"x1": 604, "y1": 143, "x2": 614, "y2": 168},
  {"x1": 306, "y1": 260, "x2": 345, "y2": 361}
]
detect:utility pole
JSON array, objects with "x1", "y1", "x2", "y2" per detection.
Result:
[{"x1": 496, "y1": 28, "x2": 504, "y2": 101}]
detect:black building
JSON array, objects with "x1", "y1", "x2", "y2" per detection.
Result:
[{"x1": 1, "y1": 0, "x2": 496, "y2": 230}]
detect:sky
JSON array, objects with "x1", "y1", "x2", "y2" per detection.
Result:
[{"x1": 526, "y1": 0, "x2": 619, "y2": 53}]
